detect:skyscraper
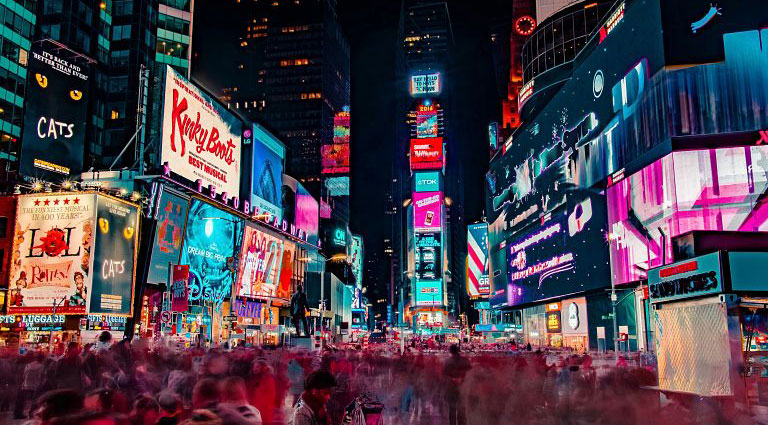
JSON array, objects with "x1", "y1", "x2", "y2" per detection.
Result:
[{"x1": 196, "y1": 0, "x2": 350, "y2": 202}]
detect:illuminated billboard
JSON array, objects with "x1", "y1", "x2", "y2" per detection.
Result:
[
  {"x1": 410, "y1": 72, "x2": 441, "y2": 96},
  {"x1": 325, "y1": 177, "x2": 350, "y2": 196},
  {"x1": 416, "y1": 110, "x2": 438, "y2": 138},
  {"x1": 492, "y1": 194, "x2": 611, "y2": 308},
  {"x1": 20, "y1": 43, "x2": 90, "y2": 179},
  {"x1": 414, "y1": 280, "x2": 442, "y2": 306},
  {"x1": 607, "y1": 146, "x2": 768, "y2": 286},
  {"x1": 282, "y1": 175, "x2": 319, "y2": 246},
  {"x1": 161, "y1": 66, "x2": 242, "y2": 195},
  {"x1": 319, "y1": 200, "x2": 332, "y2": 219},
  {"x1": 180, "y1": 198, "x2": 244, "y2": 304},
  {"x1": 349, "y1": 235, "x2": 363, "y2": 287},
  {"x1": 410, "y1": 137, "x2": 443, "y2": 170},
  {"x1": 277, "y1": 240, "x2": 295, "y2": 299},
  {"x1": 90, "y1": 196, "x2": 139, "y2": 316},
  {"x1": 147, "y1": 190, "x2": 188, "y2": 284},
  {"x1": 333, "y1": 110, "x2": 350, "y2": 144},
  {"x1": 467, "y1": 223, "x2": 490, "y2": 298},
  {"x1": 8, "y1": 194, "x2": 96, "y2": 315},
  {"x1": 251, "y1": 123, "x2": 285, "y2": 221},
  {"x1": 413, "y1": 171, "x2": 441, "y2": 193},
  {"x1": 415, "y1": 233, "x2": 441, "y2": 281},
  {"x1": 238, "y1": 223, "x2": 285, "y2": 299},
  {"x1": 321, "y1": 143, "x2": 350, "y2": 174},
  {"x1": 413, "y1": 191, "x2": 443, "y2": 232}
]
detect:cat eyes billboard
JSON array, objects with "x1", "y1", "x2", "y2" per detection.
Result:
[{"x1": 20, "y1": 43, "x2": 90, "y2": 179}]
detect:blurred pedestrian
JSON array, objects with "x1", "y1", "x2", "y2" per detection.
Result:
[
  {"x1": 443, "y1": 345, "x2": 471, "y2": 425},
  {"x1": 290, "y1": 370, "x2": 337, "y2": 425}
]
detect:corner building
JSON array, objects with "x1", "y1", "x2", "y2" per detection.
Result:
[{"x1": 485, "y1": 0, "x2": 768, "y2": 352}]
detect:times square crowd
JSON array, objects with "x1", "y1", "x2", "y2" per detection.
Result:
[{"x1": 0, "y1": 332, "x2": 757, "y2": 425}]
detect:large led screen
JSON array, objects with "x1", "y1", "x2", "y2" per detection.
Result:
[
  {"x1": 416, "y1": 110, "x2": 438, "y2": 138},
  {"x1": 607, "y1": 145, "x2": 768, "y2": 286},
  {"x1": 251, "y1": 123, "x2": 285, "y2": 221},
  {"x1": 282, "y1": 175, "x2": 319, "y2": 245},
  {"x1": 415, "y1": 233, "x2": 441, "y2": 281},
  {"x1": 467, "y1": 223, "x2": 490, "y2": 298},
  {"x1": 410, "y1": 138, "x2": 443, "y2": 170},
  {"x1": 8, "y1": 194, "x2": 96, "y2": 314},
  {"x1": 325, "y1": 177, "x2": 350, "y2": 197},
  {"x1": 413, "y1": 171, "x2": 441, "y2": 193},
  {"x1": 410, "y1": 72, "x2": 441, "y2": 96},
  {"x1": 321, "y1": 144, "x2": 350, "y2": 174},
  {"x1": 161, "y1": 66, "x2": 242, "y2": 195},
  {"x1": 89, "y1": 196, "x2": 139, "y2": 315},
  {"x1": 20, "y1": 43, "x2": 90, "y2": 179},
  {"x1": 147, "y1": 190, "x2": 188, "y2": 284},
  {"x1": 413, "y1": 191, "x2": 443, "y2": 231},
  {"x1": 349, "y1": 235, "x2": 363, "y2": 287},
  {"x1": 492, "y1": 194, "x2": 611, "y2": 308},
  {"x1": 238, "y1": 224, "x2": 284, "y2": 299},
  {"x1": 180, "y1": 198, "x2": 243, "y2": 304},
  {"x1": 414, "y1": 279, "x2": 443, "y2": 306}
]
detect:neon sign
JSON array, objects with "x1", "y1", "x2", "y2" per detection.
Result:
[
  {"x1": 518, "y1": 79, "x2": 534, "y2": 107},
  {"x1": 691, "y1": 5, "x2": 721, "y2": 33},
  {"x1": 410, "y1": 73, "x2": 441, "y2": 96},
  {"x1": 599, "y1": 2, "x2": 625, "y2": 43}
]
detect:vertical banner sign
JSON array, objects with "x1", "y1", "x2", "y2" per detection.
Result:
[
  {"x1": 8, "y1": 194, "x2": 96, "y2": 314},
  {"x1": 171, "y1": 265, "x2": 189, "y2": 312},
  {"x1": 467, "y1": 223, "x2": 490, "y2": 298},
  {"x1": 147, "y1": 191, "x2": 188, "y2": 284},
  {"x1": 161, "y1": 66, "x2": 242, "y2": 195},
  {"x1": 277, "y1": 241, "x2": 295, "y2": 299},
  {"x1": 89, "y1": 196, "x2": 139, "y2": 315},
  {"x1": 20, "y1": 43, "x2": 90, "y2": 178}
]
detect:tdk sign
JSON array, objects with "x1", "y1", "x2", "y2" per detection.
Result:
[{"x1": 414, "y1": 171, "x2": 441, "y2": 192}]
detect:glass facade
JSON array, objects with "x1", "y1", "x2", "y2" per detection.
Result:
[{"x1": 521, "y1": 2, "x2": 612, "y2": 82}]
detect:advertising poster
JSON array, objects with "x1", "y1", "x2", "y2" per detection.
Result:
[
  {"x1": 180, "y1": 198, "x2": 243, "y2": 304},
  {"x1": 251, "y1": 124, "x2": 285, "y2": 221},
  {"x1": 414, "y1": 280, "x2": 443, "y2": 306},
  {"x1": 410, "y1": 137, "x2": 443, "y2": 170},
  {"x1": 89, "y1": 196, "x2": 139, "y2": 315},
  {"x1": 238, "y1": 224, "x2": 285, "y2": 299},
  {"x1": 147, "y1": 190, "x2": 188, "y2": 284},
  {"x1": 319, "y1": 200, "x2": 332, "y2": 219},
  {"x1": 20, "y1": 43, "x2": 90, "y2": 179},
  {"x1": 562, "y1": 297, "x2": 589, "y2": 335},
  {"x1": 415, "y1": 233, "x2": 441, "y2": 281},
  {"x1": 170, "y1": 265, "x2": 189, "y2": 312},
  {"x1": 325, "y1": 177, "x2": 350, "y2": 196},
  {"x1": 467, "y1": 223, "x2": 490, "y2": 298},
  {"x1": 416, "y1": 110, "x2": 438, "y2": 138},
  {"x1": 493, "y1": 194, "x2": 611, "y2": 308},
  {"x1": 277, "y1": 240, "x2": 296, "y2": 299},
  {"x1": 413, "y1": 191, "x2": 443, "y2": 231},
  {"x1": 8, "y1": 194, "x2": 96, "y2": 314},
  {"x1": 333, "y1": 110, "x2": 350, "y2": 144},
  {"x1": 321, "y1": 144, "x2": 351, "y2": 174},
  {"x1": 161, "y1": 66, "x2": 242, "y2": 195}
]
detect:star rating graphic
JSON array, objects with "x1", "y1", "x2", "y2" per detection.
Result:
[{"x1": 32, "y1": 197, "x2": 81, "y2": 207}]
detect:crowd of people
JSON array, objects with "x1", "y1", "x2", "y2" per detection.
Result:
[{"x1": 0, "y1": 331, "x2": 756, "y2": 425}]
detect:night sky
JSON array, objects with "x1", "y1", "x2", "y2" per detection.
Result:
[
  {"x1": 194, "y1": 0, "x2": 507, "y2": 291},
  {"x1": 341, "y1": 0, "x2": 504, "y2": 290}
]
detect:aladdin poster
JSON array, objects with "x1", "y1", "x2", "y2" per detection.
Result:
[{"x1": 8, "y1": 193, "x2": 96, "y2": 314}]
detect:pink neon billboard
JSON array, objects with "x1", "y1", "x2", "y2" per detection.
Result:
[
  {"x1": 607, "y1": 145, "x2": 768, "y2": 286},
  {"x1": 413, "y1": 191, "x2": 443, "y2": 231}
]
